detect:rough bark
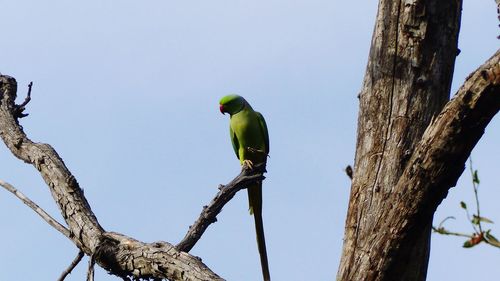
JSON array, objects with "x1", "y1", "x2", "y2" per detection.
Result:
[
  {"x1": 177, "y1": 164, "x2": 265, "y2": 252},
  {"x1": 337, "y1": 0, "x2": 463, "y2": 280},
  {"x1": 0, "y1": 75, "x2": 222, "y2": 281},
  {"x1": 373, "y1": 49, "x2": 500, "y2": 279},
  {"x1": 337, "y1": 1, "x2": 500, "y2": 278}
]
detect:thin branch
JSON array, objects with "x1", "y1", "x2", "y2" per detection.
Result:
[
  {"x1": 496, "y1": 0, "x2": 500, "y2": 39},
  {"x1": 20, "y1": 81, "x2": 33, "y2": 108},
  {"x1": 463, "y1": 199, "x2": 479, "y2": 234},
  {"x1": 176, "y1": 164, "x2": 266, "y2": 252},
  {"x1": 436, "y1": 216, "x2": 456, "y2": 229},
  {"x1": 87, "y1": 255, "x2": 95, "y2": 281},
  {"x1": 0, "y1": 179, "x2": 71, "y2": 239},
  {"x1": 432, "y1": 226, "x2": 473, "y2": 238},
  {"x1": 469, "y1": 158, "x2": 483, "y2": 233},
  {"x1": 58, "y1": 251, "x2": 85, "y2": 281},
  {"x1": 433, "y1": 216, "x2": 475, "y2": 238},
  {"x1": 15, "y1": 81, "x2": 32, "y2": 118}
]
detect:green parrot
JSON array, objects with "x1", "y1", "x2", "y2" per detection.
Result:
[{"x1": 219, "y1": 94, "x2": 270, "y2": 281}]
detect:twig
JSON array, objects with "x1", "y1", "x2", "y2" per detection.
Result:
[
  {"x1": 496, "y1": 0, "x2": 500, "y2": 39},
  {"x1": 15, "y1": 81, "x2": 33, "y2": 118},
  {"x1": 436, "y1": 216, "x2": 455, "y2": 229},
  {"x1": 463, "y1": 200, "x2": 479, "y2": 234},
  {"x1": 176, "y1": 163, "x2": 266, "y2": 252},
  {"x1": 0, "y1": 179, "x2": 71, "y2": 239},
  {"x1": 20, "y1": 81, "x2": 33, "y2": 108},
  {"x1": 433, "y1": 216, "x2": 473, "y2": 238},
  {"x1": 58, "y1": 251, "x2": 85, "y2": 281},
  {"x1": 432, "y1": 226, "x2": 472, "y2": 238},
  {"x1": 87, "y1": 255, "x2": 95, "y2": 281},
  {"x1": 469, "y1": 158, "x2": 482, "y2": 233}
]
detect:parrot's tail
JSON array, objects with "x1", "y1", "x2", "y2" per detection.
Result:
[{"x1": 248, "y1": 182, "x2": 271, "y2": 281}]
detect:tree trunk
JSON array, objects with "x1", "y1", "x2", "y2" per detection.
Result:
[{"x1": 337, "y1": 0, "x2": 463, "y2": 280}]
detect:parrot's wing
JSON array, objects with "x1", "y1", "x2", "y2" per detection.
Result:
[
  {"x1": 230, "y1": 124, "x2": 240, "y2": 159},
  {"x1": 256, "y1": 112, "x2": 269, "y2": 154}
]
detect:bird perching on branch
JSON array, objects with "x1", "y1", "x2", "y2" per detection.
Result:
[{"x1": 219, "y1": 94, "x2": 271, "y2": 281}]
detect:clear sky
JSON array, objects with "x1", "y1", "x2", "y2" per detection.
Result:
[{"x1": 0, "y1": 1, "x2": 498, "y2": 280}]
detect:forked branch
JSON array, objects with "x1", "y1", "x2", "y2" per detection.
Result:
[
  {"x1": 0, "y1": 75, "x2": 224, "y2": 281},
  {"x1": 362, "y1": 49, "x2": 500, "y2": 280}
]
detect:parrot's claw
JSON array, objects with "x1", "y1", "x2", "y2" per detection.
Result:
[{"x1": 242, "y1": 160, "x2": 254, "y2": 170}]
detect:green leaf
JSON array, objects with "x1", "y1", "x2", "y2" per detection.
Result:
[
  {"x1": 460, "y1": 201, "x2": 467, "y2": 209},
  {"x1": 472, "y1": 216, "x2": 480, "y2": 225},
  {"x1": 485, "y1": 231, "x2": 500, "y2": 247},
  {"x1": 473, "y1": 170, "x2": 480, "y2": 184},
  {"x1": 463, "y1": 240, "x2": 476, "y2": 248},
  {"x1": 473, "y1": 215, "x2": 494, "y2": 224}
]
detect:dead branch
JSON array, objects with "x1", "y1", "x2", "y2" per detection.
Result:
[
  {"x1": 14, "y1": 81, "x2": 32, "y2": 118},
  {"x1": 0, "y1": 75, "x2": 223, "y2": 281},
  {"x1": 87, "y1": 255, "x2": 95, "y2": 281},
  {"x1": 177, "y1": 164, "x2": 266, "y2": 252},
  {"x1": 58, "y1": 251, "x2": 84, "y2": 281},
  {"x1": 0, "y1": 179, "x2": 73, "y2": 241}
]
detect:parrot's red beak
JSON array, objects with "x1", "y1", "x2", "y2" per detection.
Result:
[{"x1": 219, "y1": 104, "x2": 226, "y2": 114}]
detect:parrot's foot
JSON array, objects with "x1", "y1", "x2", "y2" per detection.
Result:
[{"x1": 242, "y1": 159, "x2": 254, "y2": 170}]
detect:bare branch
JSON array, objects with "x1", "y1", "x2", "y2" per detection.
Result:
[
  {"x1": 20, "y1": 81, "x2": 33, "y2": 108},
  {"x1": 87, "y1": 255, "x2": 95, "y2": 281},
  {"x1": 58, "y1": 251, "x2": 85, "y2": 281},
  {"x1": 94, "y1": 232, "x2": 223, "y2": 280},
  {"x1": 177, "y1": 164, "x2": 266, "y2": 252},
  {"x1": 496, "y1": 0, "x2": 500, "y2": 39},
  {"x1": 0, "y1": 179, "x2": 72, "y2": 240},
  {"x1": 469, "y1": 158, "x2": 482, "y2": 233},
  {"x1": 432, "y1": 226, "x2": 473, "y2": 238},
  {"x1": 14, "y1": 81, "x2": 32, "y2": 118},
  {"x1": 0, "y1": 75, "x2": 223, "y2": 281}
]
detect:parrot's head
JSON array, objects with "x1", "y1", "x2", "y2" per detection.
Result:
[{"x1": 219, "y1": 94, "x2": 246, "y2": 115}]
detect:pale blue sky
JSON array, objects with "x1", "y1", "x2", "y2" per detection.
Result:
[{"x1": 0, "y1": 1, "x2": 498, "y2": 280}]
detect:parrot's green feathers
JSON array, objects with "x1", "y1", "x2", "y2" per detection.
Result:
[
  {"x1": 219, "y1": 94, "x2": 246, "y2": 115},
  {"x1": 219, "y1": 94, "x2": 271, "y2": 281},
  {"x1": 256, "y1": 112, "x2": 269, "y2": 155},
  {"x1": 229, "y1": 124, "x2": 240, "y2": 159},
  {"x1": 220, "y1": 94, "x2": 268, "y2": 160},
  {"x1": 219, "y1": 94, "x2": 242, "y2": 105}
]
